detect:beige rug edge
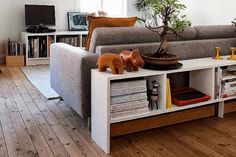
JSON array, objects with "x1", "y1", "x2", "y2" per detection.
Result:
[{"x1": 20, "y1": 65, "x2": 59, "y2": 100}]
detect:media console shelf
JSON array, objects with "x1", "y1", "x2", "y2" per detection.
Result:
[
  {"x1": 21, "y1": 31, "x2": 88, "y2": 66},
  {"x1": 91, "y1": 56, "x2": 236, "y2": 154}
]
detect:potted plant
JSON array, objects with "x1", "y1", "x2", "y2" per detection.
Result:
[{"x1": 136, "y1": 0, "x2": 191, "y2": 67}]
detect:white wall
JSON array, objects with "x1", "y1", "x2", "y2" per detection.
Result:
[
  {"x1": 0, "y1": 0, "x2": 79, "y2": 63},
  {"x1": 127, "y1": 0, "x2": 236, "y2": 26}
]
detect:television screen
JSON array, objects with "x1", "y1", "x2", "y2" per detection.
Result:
[{"x1": 25, "y1": 5, "x2": 55, "y2": 26}]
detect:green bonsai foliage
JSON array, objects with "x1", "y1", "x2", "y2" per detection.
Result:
[{"x1": 136, "y1": 0, "x2": 191, "y2": 56}]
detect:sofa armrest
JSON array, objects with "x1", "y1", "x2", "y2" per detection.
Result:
[{"x1": 50, "y1": 43, "x2": 98, "y2": 118}]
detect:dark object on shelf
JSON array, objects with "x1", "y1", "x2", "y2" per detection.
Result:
[
  {"x1": 171, "y1": 87, "x2": 211, "y2": 106},
  {"x1": 147, "y1": 80, "x2": 159, "y2": 110},
  {"x1": 26, "y1": 26, "x2": 56, "y2": 33},
  {"x1": 143, "y1": 62, "x2": 183, "y2": 70}
]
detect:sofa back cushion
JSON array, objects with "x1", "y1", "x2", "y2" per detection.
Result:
[
  {"x1": 95, "y1": 38, "x2": 236, "y2": 60},
  {"x1": 85, "y1": 16, "x2": 137, "y2": 50},
  {"x1": 90, "y1": 27, "x2": 197, "y2": 53},
  {"x1": 194, "y1": 25, "x2": 236, "y2": 39}
]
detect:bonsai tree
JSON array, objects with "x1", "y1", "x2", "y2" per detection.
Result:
[{"x1": 136, "y1": 0, "x2": 191, "y2": 57}]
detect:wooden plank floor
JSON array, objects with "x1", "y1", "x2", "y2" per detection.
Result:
[{"x1": 0, "y1": 67, "x2": 236, "y2": 157}]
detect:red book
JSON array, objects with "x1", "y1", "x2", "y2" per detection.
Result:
[{"x1": 171, "y1": 87, "x2": 211, "y2": 106}]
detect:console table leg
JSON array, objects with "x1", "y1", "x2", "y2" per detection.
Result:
[{"x1": 218, "y1": 101, "x2": 224, "y2": 118}]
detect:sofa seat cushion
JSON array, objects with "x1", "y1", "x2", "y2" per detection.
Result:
[{"x1": 85, "y1": 16, "x2": 137, "y2": 51}]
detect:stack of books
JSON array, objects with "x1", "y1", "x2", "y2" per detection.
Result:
[
  {"x1": 110, "y1": 79, "x2": 149, "y2": 119},
  {"x1": 221, "y1": 78, "x2": 236, "y2": 98},
  {"x1": 7, "y1": 40, "x2": 24, "y2": 56},
  {"x1": 28, "y1": 36, "x2": 53, "y2": 58},
  {"x1": 216, "y1": 66, "x2": 236, "y2": 98},
  {"x1": 57, "y1": 36, "x2": 79, "y2": 47}
]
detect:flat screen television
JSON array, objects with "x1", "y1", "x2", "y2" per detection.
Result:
[{"x1": 25, "y1": 5, "x2": 55, "y2": 26}]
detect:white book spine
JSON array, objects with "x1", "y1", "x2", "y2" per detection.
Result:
[{"x1": 218, "y1": 68, "x2": 222, "y2": 98}]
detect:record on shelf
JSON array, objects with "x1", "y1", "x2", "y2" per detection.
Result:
[{"x1": 171, "y1": 87, "x2": 211, "y2": 106}]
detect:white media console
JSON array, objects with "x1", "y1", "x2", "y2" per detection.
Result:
[
  {"x1": 91, "y1": 56, "x2": 236, "y2": 154},
  {"x1": 21, "y1": 31, "x2": 88, "y2": 66}
]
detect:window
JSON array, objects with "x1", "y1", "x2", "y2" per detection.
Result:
[{"x1": 79, "y1": 0, "x2": 127, "y2": 17}]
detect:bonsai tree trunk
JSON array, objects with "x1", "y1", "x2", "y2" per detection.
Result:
[{"x1": 155, "y1": 25, "x2": 168, "y2": 57}]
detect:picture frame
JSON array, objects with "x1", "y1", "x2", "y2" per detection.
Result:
[{"x1": 67, "y1": 12, "x2": 89, "y2": 31}]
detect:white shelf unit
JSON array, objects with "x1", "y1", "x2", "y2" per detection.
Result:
[
  {"x1": 91, "y1": 56, "x2": 236, "y2": 154},
  {"x1": 21, "y1": 31, "x2": 88, "y2": 66}
]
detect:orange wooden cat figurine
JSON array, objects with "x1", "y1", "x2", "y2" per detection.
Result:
[
  {"x1": 98, "y1": 53, "x2": 124, "y2": 74},
  {"x1": 119, "y1": 49, "x2": 145, "y2": 72}
]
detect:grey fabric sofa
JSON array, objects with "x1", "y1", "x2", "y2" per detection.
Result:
[{"x1": 50, "y1": 25, "x2": 236, "y2": 119}]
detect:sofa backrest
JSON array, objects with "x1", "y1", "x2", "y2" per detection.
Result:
[
  {"x1": 90, "y1": 25, "x2": 236, "y2": 60},
  {"x1": 89, "y1": 26, "x2": 197, "y2": 53},
  {"x1": 95, "y1": 38, "x2": 236, "y2": 60},
  {"x1": 194, "y1": 25, "x2": 236, "y2": 40}
]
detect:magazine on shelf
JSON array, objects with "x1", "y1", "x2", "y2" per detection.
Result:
[
  {"x1": 110, "y1": 99, "x2": 148, "y2": 113},
  {"x1": 111, "y1": 92, "x2": 147, "y2": 104},
  {"x1": 111, "y1": 80, "x2": 147, "y2": 96},
  {"x1": 222, "y1": 80, "x2": 236, "y2": 89},
  {"x1": 110, "y1": 107, "x2": 149, "y2": 119},
  {"x1": 221, "y1": 91, "x2": 236, "y2": 98}
]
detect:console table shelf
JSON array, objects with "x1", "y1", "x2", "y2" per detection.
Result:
[
  {"x1": 110, "y1": 100, "x2": 219, "y2": 124},
  {"x1": 91, "y1": 56, "x2": 236, "y2": 154}
]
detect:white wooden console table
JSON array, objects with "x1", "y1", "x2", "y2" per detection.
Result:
[{"x1": 91, "y1": 56, "x2": 236, "y2": 154}]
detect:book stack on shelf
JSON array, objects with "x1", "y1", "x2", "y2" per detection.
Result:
[
  {"x1": 110, "y1": 79, "x2": 149, "y2": 119},
  {"x1": 57, "y1": 35, "x2": 86, "y2": 47},
  {"x1": 7, "y1": 40, "x2": 24, "y2": 56},
  {"x1": 221, "y1": 78, "x2": 236, "y2": 98},
  {"x1": 216, "y1": 66, "x2": 236, "y2": 98},
  {"x1": 220, "y1": 66, "x2": 236, "y2": 98},
  {"x1": 28, "y1": 36, "x2": 54, "y2": 58}
]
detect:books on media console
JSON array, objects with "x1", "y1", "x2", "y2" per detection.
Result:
[
  {"x1": 110, "y1": 99, "x2": 148, "y2": 113},
  {"x1": 111, "y1": 79, "x2": 146, "y2": 96},
  {"x1": 111, "y1": 92, "x2": 147, "y2": 104}
]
